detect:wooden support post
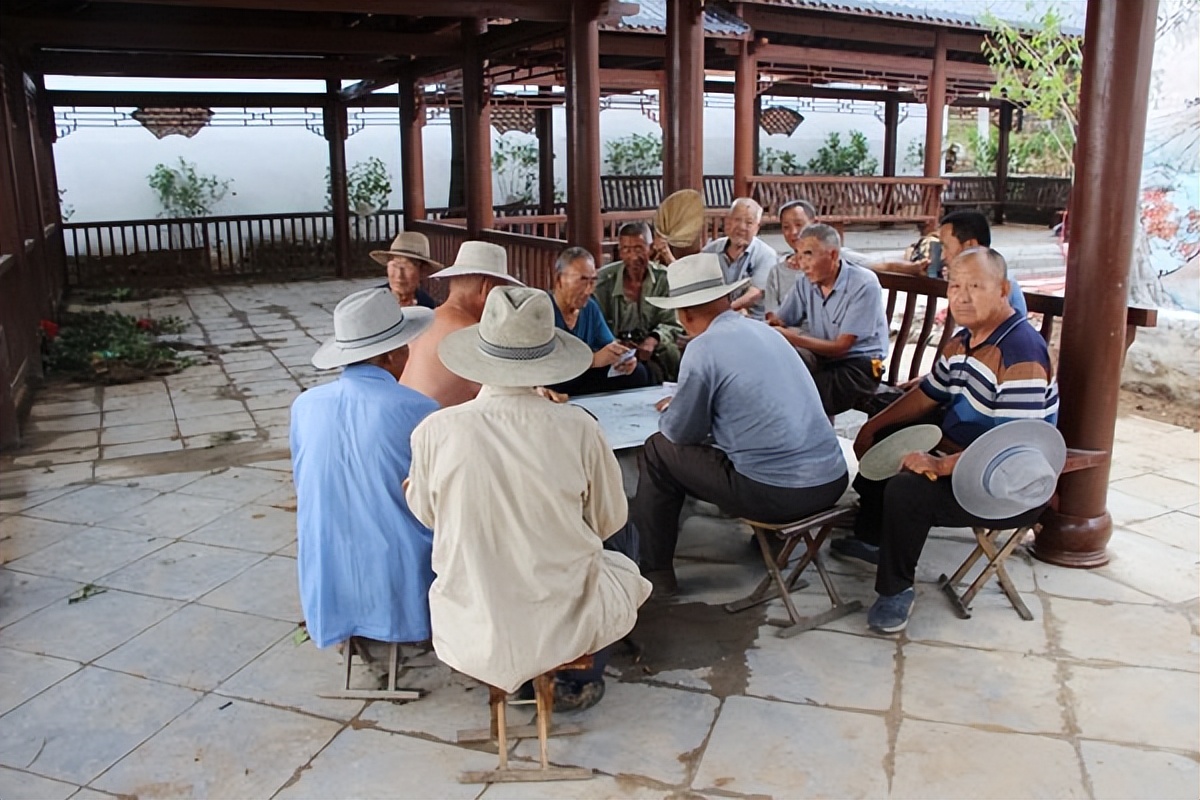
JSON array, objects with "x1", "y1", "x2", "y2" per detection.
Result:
[
  {"x1": 565, "y1": 2, "x2": 602, "y2": 258},
  {"x1": 994, "y1": 102, "x2": 1013, "y2": 225},
  {"x1": 664, "y1": 0, "x2": 704, "y2": 194},
  {"x1": 733, "y1": 38, "x2": 756, "y2": 198},
  {"x1": 752, "y1": 92, "x2": 762, "y2": 185},
  {"x1": 398, "y1": 71, "x2": 426, "y2": 229},
  {"x1": 324, "y1": 80, "x2": 351, "y2": 278},
  {"x1": 882, "y1": 96, "x2": 900, "y2": 178},
  {"x1": 923, "y1": 30, "x2": 946, "y2": 181},
  {"x1": 536, "y1": 106, "x2": 556, "y2": 215},
  {"x1": 1034, "y1": 0, "x2": 1159, "y2": 568},
  {"x1": 448, "y1": 107, "x2": 466, "y2": 211},
  {"x1": 462, "y1": 19, "x2": 494, "y2": 236}
]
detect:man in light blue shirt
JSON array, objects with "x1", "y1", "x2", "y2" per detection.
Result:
[
  {"x1": 700, "y1": 197, "x2": 777, "y2": 320},
  {"x1": 630, "y1": 254, "x2": 849, "y2": 597},
  {"x1": 290, "y1": 288, "x2": 437, "y2": 651},
  {"x1": 766, "y1": 223, "x2": 889, "y2": 416}
]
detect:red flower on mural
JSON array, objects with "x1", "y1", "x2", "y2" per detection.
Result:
[
  {"x1": 39, "y1": 319, "x2": 59, "y2": 340},
  {"x1": 1140, "y1": 188, "x2": 1180, "y2": 241}
]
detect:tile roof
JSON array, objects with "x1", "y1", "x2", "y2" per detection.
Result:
[
  {"x1": 737, "y1": 0, "x2": 1085, "y2": 35},
  {"x1": 604, "y1": 0, "x2": 751, "y2": 37}
]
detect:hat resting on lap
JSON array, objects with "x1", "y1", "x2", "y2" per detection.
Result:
[
  {"x1": 952, "y1": 420, "x2": 1067, "y2": 520},
  {"x1": 438, "y1": 286, "x2": 591, "y2": 387}
]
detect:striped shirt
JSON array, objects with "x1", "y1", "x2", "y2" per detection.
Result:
[{"x1": 921, "y1": 311, "x2": 1059, "y2": 447}]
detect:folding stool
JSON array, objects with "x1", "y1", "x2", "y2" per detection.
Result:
[
  {"x1": 938, "y1": 526, "x2": 1036, "y2": 620},
  {"x1": 318, "y1": 637, "x2": 422, "y2": 701},
  {"x1": 725, "y1": 505, "x2": 862, "y2": 638},
  {"x1": 457, "y1": 655, "x2": 594, "y2": 784}
]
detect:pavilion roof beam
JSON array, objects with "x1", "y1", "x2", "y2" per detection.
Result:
[
  {"x1": 339, "y1": 76, "x2": 399, "y2": 102},
  {"x1": 736, "y1": 5, "x2": 984, "y2": 53},
  {"x1": 739, "y1": 42, "x2": 995, "y2": 84},
  {"x1": 32, "y1": 50, "x2": 395, "y2": 80},
  {"x1": 84, "y1": 0, "x2": 575, "y2": 22},
  {"x1": 1, "y1": 16, "x2": 455, "y2": 57}
]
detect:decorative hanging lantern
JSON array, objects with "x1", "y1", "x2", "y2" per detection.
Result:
[
  {"x1": 490, "y1": 107, "x2": 536, "y2": 135},
  {"x1": 758, "y1": 105, "x2": 805, "y2": 137},
  {"x1": 132, "y1": 107, "x2": 214, "y2": 139}
]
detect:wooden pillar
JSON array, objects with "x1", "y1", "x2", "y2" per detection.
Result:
[
  {"x1": 733, "y1": 39, "x2": 756, "y2": 198},
  {"x1": 566, "y1": 2, "x2": 602, "y2": 258},
  {"x1": 324, "y1": 80, "x2": 351, "y2": 278},
  {"x1": 447, "y1": 107, "x2": 466, "y2": 210},
  {"x1": 536, "y1": 106, "x2": 556, "y2": 215},
  {"x1": 664, "y1": 0, "x2": 704, "y2": 194},
  {"x1": 461, "y1": 19, "x2": 493, "y2": 237},
  {"x1": 398, "y1": 71, "x2": 426, "y2": 229},
  {"x1": 1033, "y1": 0, "x2": 1159, "y2": 568},
  {"x1": 923, "y1": 30, "x2": 946, "y2": 180},
  {"x1": 752, "y1": 92, "x2": 762, "y2": 181},
  {"x1": 994, "y1": 102, "x2": 1013, "y2": 225},
  {"x1": 882, "y1": 96, "x2": 900, "y2": 177}
]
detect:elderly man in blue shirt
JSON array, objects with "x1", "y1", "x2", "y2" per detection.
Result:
[
  {"x1": 700, "y1": 197, "x2": 777, "y2": 320},
  {"x1": 290, "y1": 287, "x2": 438, "y2": 653},
  {"x1": 766, "y1": 222, "x2": 890, "y2": 417},
  {"x1": 629, "y1": 253, "x2": 849, "y2": 597}
]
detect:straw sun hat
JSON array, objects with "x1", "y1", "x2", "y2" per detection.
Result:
[
  {"x1": 312, "y1": 288, "x2": 433, "y2": 370},
  {"x1": 952, "y1": 420, "x2": 1066, "y2": 520},
  {"x1": 438, "y1": 286, "x2": 591, "y2": 387},
  {"x1": 646, "y1": 253, "x2": 749, "y2": 310},
  {"x1": 369, "y1": 232, "x2": 443, "y2": 270},
  {"x1": 429, "y1": 240, "x2": 525, "y2": 285}
]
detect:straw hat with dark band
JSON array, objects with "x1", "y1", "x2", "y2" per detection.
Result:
[{"x1": 369, "y1": 232, "x2": 443, "y2": 270}]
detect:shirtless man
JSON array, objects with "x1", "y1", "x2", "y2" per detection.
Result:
[{"x1": 399, "y1": 241, "x2": 524, "y2": 407}]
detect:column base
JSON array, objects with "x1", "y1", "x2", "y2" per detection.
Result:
[{"x1": 1032, "y1": 509, "x2": 1113, "y2": 568}]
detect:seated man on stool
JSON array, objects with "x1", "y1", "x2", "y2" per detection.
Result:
[
  {"x1": 765, "y1": 223, "x2": 889, "y2": 418},
  {"x1": 630, "y1": 253, "x2": 849, "y2": 598},
  {"x1": 290, "y1": 288, "x2": 437, "y2": 657},
  {"x1": 406, "y1": 286, "x2": 651, "y2": 710},
  {"x1": 847, "y1": 247, "x2": 1059, "y2": 634}
]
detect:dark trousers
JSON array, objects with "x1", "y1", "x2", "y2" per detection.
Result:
[
  {"x1": 854, "y1": 471, "x2": 1047, "y2": 596},
  {"x1": 631, "y1": 432, "x2": 848, "y2": 573},
  {"x1": 796, "y1": 349, "x2": 880, "y2": 417},
  {"x1": 550, "y1": 363, "x2": 651, "y2": 397}
]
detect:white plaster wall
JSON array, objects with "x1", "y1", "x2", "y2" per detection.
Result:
[{"x1": 1122, "y1": 309, "x2": 1200, "y2": 404}]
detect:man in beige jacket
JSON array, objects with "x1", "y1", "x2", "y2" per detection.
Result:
[{"x1": 406, "y1": 286, "x2": 651, "y2": 710}]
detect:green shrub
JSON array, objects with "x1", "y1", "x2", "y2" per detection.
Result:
[
  {"x1": 147, "y1": 159, "x2": 231, "y2": 218},
  {"x1": 604, "y1": 132, "x2": 663, "y2": 176},
  {"x1": 326, "y1": 156, "x2": 392, "y2": 216},
  {"x1": 46, "y1": 311, "x2": 193, "y2": 383},
  {"x1": 806, "y1": 131, "x2": 879, "y2": 176}
]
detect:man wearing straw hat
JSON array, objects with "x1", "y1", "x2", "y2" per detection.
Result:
[
  {"x1": 406, "y1": 286, "x2": 651, "y2": 709},
  {"x1": 370, "y1": 232, "x2": 442, "y2": 309},
  {"x1": 290, "y1": 287, "x2": 437, "y2": 654},
  {"x1": 629, "y1": 253, "x2": 849, "y2": 598},
  {"x1": 400, "y1": 241, "x2": 525, "y2": 407}
]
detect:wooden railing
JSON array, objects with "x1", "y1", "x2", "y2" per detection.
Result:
[
  {"x1": 943, "y1": 175, "x2": 1073, "y2": 224},
  {"x1": 748, "y1": 176, "x2": 945, "y2": 225},
  {"x1": 598, "y1": 174, "x2": 734, "y2": 212}
]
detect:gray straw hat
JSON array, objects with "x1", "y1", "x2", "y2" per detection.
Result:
[
  {"x1": 952, "y1": 420, "x2": 1067, "y2": 520},
  {"x1": 438, "y1": 286, "x2": 592, "y2": 387},
  {"x1": 428, "y1": 240, "x2": 525, "y2": 285},
  {"x1": 369, "y1": 232, "x2": 443, "y2": 270},
  {"x1": 646, "y1": 253, "x2": 749, "y2": 309},
  {"x1": 312, "y1": 288, "x2": 434, "y2": 370},
  {"x1": 858, "y1": 425, "x2": 943, "y2": 481}
]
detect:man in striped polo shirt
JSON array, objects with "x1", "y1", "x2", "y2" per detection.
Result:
[{"x1": 848, "y1": 247, "x2": 1059, "y2": 634}]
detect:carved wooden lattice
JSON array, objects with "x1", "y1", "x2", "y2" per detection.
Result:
[
  {"x1": 131, "y1": 107, "x2": 213, "y2": 138},
  {"x1": 490, "y1": 107, "x2": 536, "y2": 135},
  {"x1": 758, "y1": 106, "x2": 805, "y2": 136}
]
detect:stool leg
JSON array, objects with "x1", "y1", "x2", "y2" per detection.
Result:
[
  {"x1": 342, "y1": 639, "x2": 354, "y2": 691},
  {"x1": 488, "y1": 686, "x2": 509, "y2": 769},
  {"x1": 756, "y1": 527, "x2": 803, "y2": 626},
  {"x1": 387, "y1": 642, "x2": 400, "y2": 692},
  {"x1": 534, "y1": 673, "x2": 554, "y2": 769}
]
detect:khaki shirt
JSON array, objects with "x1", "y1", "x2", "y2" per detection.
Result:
[
  {"x1": 406, "y1": 385, "x2": 651, "y2": 691},
  {"x1": 594, "y1": 260, "x2": 683, "y2": 379}
]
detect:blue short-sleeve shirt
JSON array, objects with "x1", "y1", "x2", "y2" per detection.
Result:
[
  {"x1": 776, "y1": 260, "x2": 890, "y2": 361},
  {"x1": 551, "y1": 294, "x2": 615, "y2": 351}
]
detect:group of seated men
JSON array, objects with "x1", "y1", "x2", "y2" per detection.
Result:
[{"x1": 290, "y1": 200, "x2": 1060, "y2": 715}]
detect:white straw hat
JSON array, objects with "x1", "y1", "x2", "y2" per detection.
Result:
[
  {"x1": 438, "y1": 286, "x2": 591, "y2": 387},
  {"x1": 428, "y1": 240, "x2": 525, "y2": 285},
  {"x1": 858, "y1": 424, "x2": 944, "y2": 481},
  {"x1": 646, "y1": 253, "x2": 749, "y2": 309},
  {"x1": 952, "y1": 420, "x2": 1067, "y2": 520},
  {"x1": 369, "y1": 232, "x2": 443, "y2": 270},
  {"x1": 312, "y1": 288, "x2": 434, "y2": 370}
]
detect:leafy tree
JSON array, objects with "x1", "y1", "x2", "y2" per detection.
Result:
[
  {"x1": 604, "y1": 132, "x2": 663, "y2": 176},
  {"x1": 806, "y1": 131, "x2": 879, "y2": 176},
  {"x1": 147, "y1": 158, "x2": 231, "y2": 218},
  {"x1": 491, "y1": 135, "x2": 539, "y2": 204},
  {"x1": 758, "y1": 146, "x2": 803, "y2": 175},
  {"x1": 325, "y1": 156, "x2": 392, "y2": 217}
]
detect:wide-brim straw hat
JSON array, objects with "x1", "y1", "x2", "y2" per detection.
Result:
[
  {"x1": 312, "y1": 287, "x2": 434, "y2": 370},
  {"x1": 438, "y1": 286, "x2": 591, "y2": 387},
  {"x1": 646, "y1": 253, "x2": 749, "y2": 309},
  {"x1": 858, "y1": 424, "x2": 943, "y2": 481},
  {"x1": 654, "y1": 189, "x2": 705, "y2": 249},
  {"x1": 952, "y1": 419, "x2": 1067, "y2": 520},
  {"x1": 428, "y1": 240, "x2": 525, "y2": 285},
  {"x1": 369, "y1": 231, "x2": 443, "y2": 270}
]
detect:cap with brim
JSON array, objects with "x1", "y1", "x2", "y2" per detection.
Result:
[
  {"x1": 369, "y1": 232, "x2": 443, "y2": 270},
  {"x1": 437, "y1": 286, "x2": 592, "y2": 387},
  {"x1": 312, "y1": 288, "x2": 434, "y2": 370},
  {"x1": 952, "y1": 419, "x2": 1066, "y2": 520},
  {"x1": 647, "y1": 252, "x2": 749, "y2": 310},
  {"x1": 858, "y1": 424, "x2": 943, "y2": 481},
  {"x1": 428, "y1": 240, "x2": 525, "y2": 285}
]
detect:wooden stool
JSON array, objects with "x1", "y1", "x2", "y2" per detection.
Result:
[
  {"x1": 317, "y1": 637, "x2": 422, "y2": 701},
  {"x1": 938, "y1": 526, "x2": 1035, "y2": 621},
  {"x1": 725, "y1": 506, "x2": 862, "y2": 638},
  {"x1": 457, "y1": 656, "x2": 594, "y2": 784}
]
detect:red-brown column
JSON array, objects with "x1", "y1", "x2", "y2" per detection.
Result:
[
  {"x1": 994, "y1": 102, "x2": 1013, "y2": 225},
  {"x1": 923, "y1": 30, "x2": 946, "y2": 180},
  {"x1": 1034, "y1": 0, "x2": 1160, "y2": 568},
  {"x1": 733, "y1": 39, "x2": 756, "y2": 198},
  {"x1": 664, "y1": 0, "x2": 704, "y2": 194},
  {"x1": 536, "y1": 106, "x2": 556, "y2": 215},
  {"x1": 461, "y1": 19, "x2": 493, "y2": 237},
  {"x1": 324, "y1": 80, "x2": 351, "y2": 278},
  {"x1": 566, "y1": 2, "x2": 602, "y2": 258},
  {"x1": 398, "y1": 71, "x2": 426, "y2": 230},
  {"x1": 882, "y1": 96, "x2": 900, "y2": 177}
]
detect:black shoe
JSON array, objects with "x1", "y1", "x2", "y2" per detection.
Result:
[
  {"x1": 830, "y1": 536, "x2": 880, "y2": 567},
  {"x1": 643, "y1": 569, "x2": 679, "y2": 599},
  {"x1": 553, "y1": 678, "x2": 606, "y2": 712}
]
